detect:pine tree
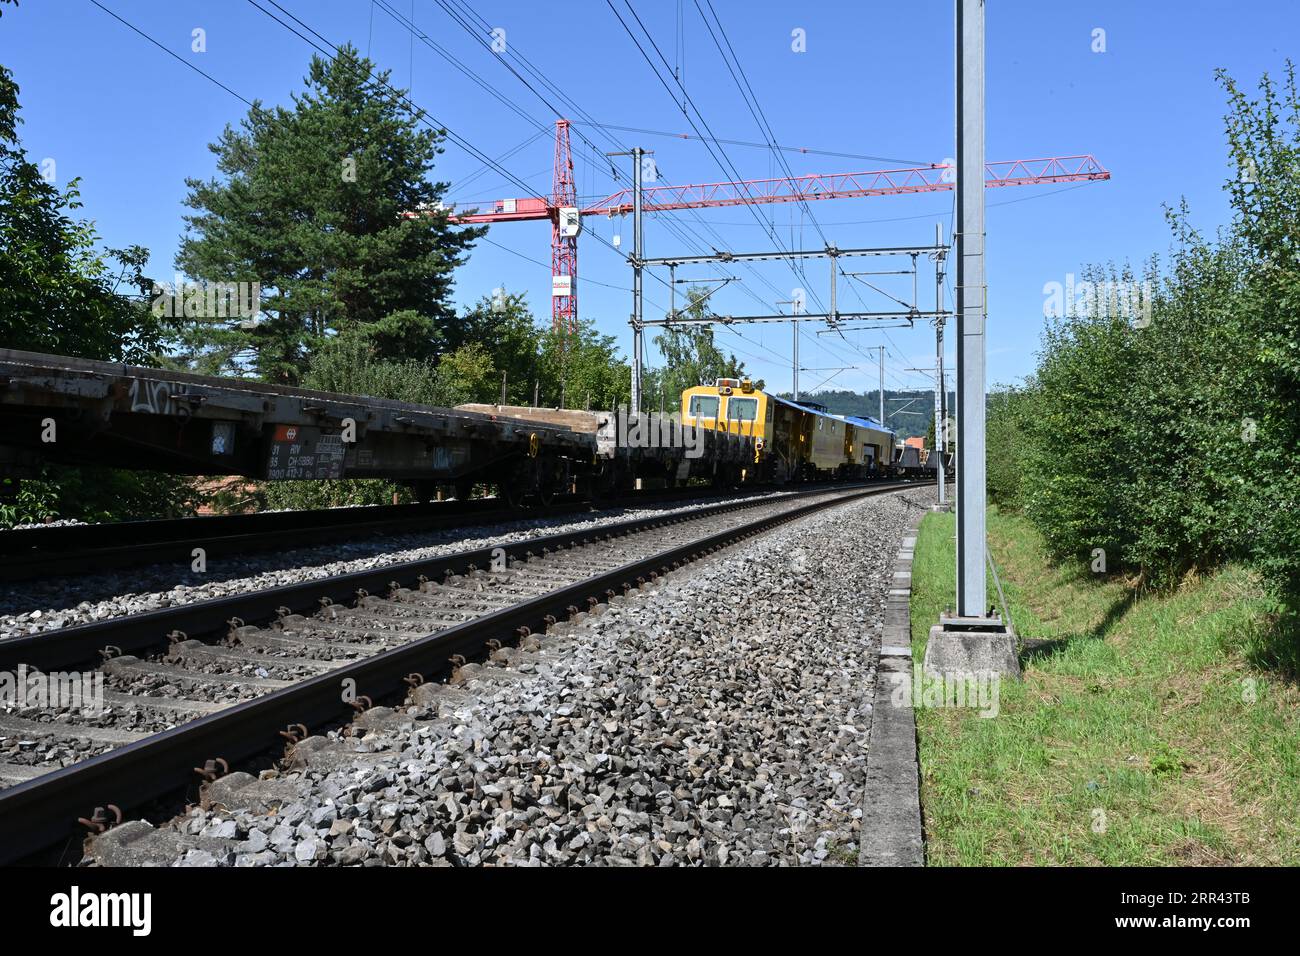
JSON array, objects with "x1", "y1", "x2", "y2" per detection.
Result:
[{"x1": 175, "y1": 44, "x2": 484, "y2": 383}]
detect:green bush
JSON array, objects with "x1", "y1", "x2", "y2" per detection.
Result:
[
  {"x1": 1019, "y1": 249, "x2": 1253, "y2": 587},
  {"x1": 1012, "y1": 63, "x2": 1300, "y2": 624},
  {"x1": 986, "y1": 385, "x2": 1035, "y2": 511},
  {"x1": 1121, "y1": 224, "x2": 1250, "y2": 587},
  {"x1": 0, "y1": 466, "x2": 204, "y2": 528},
  {"x1": 0, "y1": 473, "x2": 59, "y2": 526},
  {"x1": 1020, "y1": 297, "x2": 1138, "y2": 570},
  {"x1": 1219, "y1": 64, "x2": 1300, "y2": 617},
  {"x1": 262, "y1": 477, "x2": 409, "y2": 511}
]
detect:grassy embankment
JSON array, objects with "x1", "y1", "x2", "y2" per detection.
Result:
[{"x1": 910, "y1": 508, "x2": 1300, "y2": 865}]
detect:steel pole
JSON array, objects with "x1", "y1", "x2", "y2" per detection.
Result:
[
  {"x1": 956, "y1": 0, "x2": 987, "y2": 616},
  {"x1": 669, "y1": 264, "x2": 675, "y2": 320},
  {"x1": 829, "y1": 252, "x2": 837, "y2": 323},
  {"x1": 631, "y1": 147, "x2": 644, "y2": 415}
]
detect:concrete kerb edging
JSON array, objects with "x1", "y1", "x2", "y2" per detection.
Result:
[{"x1": 857, "y1": 504, "x2": 927, "y2": 867}]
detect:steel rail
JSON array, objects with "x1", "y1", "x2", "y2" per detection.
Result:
[
  {"x1": 0, "y1": 482, "x2": 788, "y2": 582},
  {"x1": 0, "y1": 483, "x2": 897, "y2": 674},
  {"x1": 0, "y1": 482, "x2": 906, "y2": 864},
  {"x1": 0, "y1": 496, "x2": 583, "y2": 581}
]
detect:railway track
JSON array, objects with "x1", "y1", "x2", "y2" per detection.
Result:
[
  {"x1": 0, "y1": 481, "x2": 909, "y2": 864},
  {"x1": 0, "y1": 484, "x2": 778, "y2": 582}
]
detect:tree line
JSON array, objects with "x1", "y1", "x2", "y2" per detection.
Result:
[{"x1": 986, "y1": 64, "x2": 1300, "y2": 653}]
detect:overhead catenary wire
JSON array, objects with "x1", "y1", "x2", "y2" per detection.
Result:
[
  {"x1": 693, "y1": 0, "x2": 831, "y2": 249},
  {"x1": 686, "y1": 0, "x2": 844, "y2": 339},
  {"x1": 370, "y1": 0, "x2": 551, "y2": 134},
  {"x1": 247, "y1": 0, "x2": 548, "y2": 204},
  {"x1": 449, "y1": 135, "x2": 549, "y2": 200},
  {"x1": 86, "y1": 0, "x2": 256, "y2": 107},
  {"x1": 423, "y1": 0, "x2": 877, "y2": 350},
  {"x1": 479, "y1": 235, "x2": 652, "y2": 297},
  {"x1": 378, "y1": 0, "x2": 763, "y2": 320},
  {"x1": 251, "y1": 0, "x2": 648, "y2": 283},
  {"x1": 604, "y1": 0, "x2": 829, "y2": 313},
  {"x1": 249, "y1": 0, "x2": 690, "y2": 310},
  {"x1": 571, "y1": 121, "x2": 928, "y2": 166},
  {"x1": 702, "y1": 183, "x2": 1092, "y2": 227},
  {"x1": 605, "y1": 0, "x2": 934, "y2": 390},
  {"x1": 95, "y1": 0, "x2": 541, "y2": 234},
  {"x1": 134, "y1": 0, "x2": 929, "y2": 396}
]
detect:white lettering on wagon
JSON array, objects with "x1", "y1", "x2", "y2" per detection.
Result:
[{"x1": 127, "y1": 378, "x2": 177, "y2": 415}]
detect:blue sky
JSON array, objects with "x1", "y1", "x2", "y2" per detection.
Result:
[{"x1": 2, "y1": 0, "x2": 1295, "y2": 395}]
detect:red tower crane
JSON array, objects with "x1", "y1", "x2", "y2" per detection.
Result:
[
  {"x1": 549, "y1": 119, "x2": 579, "y2": 335},
  {"x1": 447, "y1": 120, "x2": 1110, "y2": 332}
]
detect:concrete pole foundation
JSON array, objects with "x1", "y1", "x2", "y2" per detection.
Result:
[{"x1": 923, "y1": 613, "x2": 1021, "y2": 680}]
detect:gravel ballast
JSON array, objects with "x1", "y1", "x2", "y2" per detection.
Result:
[{"x1": 93, "y1": 485, "x2": 935, "y2": 867}]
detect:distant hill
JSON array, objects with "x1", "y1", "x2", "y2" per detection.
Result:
[{"x1": 773, "y1": 387, "x2": 955, "y2": 440}]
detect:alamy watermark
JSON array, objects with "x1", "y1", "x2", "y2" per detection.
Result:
[
  {"x1": 150, "y1": 275, "x2": 260, "y2": 321},
  {"x1": 50, "y1": 886, "x2": 151, "y2": 936},
  {"x1": 889, "y1": 669, "x2": 1000, "y2": 718},
  {"x1": 614, "y1": 408, "x2": 705, "y2": 459},
  {"x1": 1, "y1": 665, "x2": 105, "y2": 716},
  {"x1": 1043, "y1": 273, "x2": 1153, "y2": 327}
]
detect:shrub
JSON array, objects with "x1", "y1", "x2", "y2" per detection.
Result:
[
  {"x1": 0, "y1": 466, "x2": 204, "y2": 527},
  {"x1": 986, "y1": 385, "x2": 1035, "y2": 511},
  {"x1": 1013, "y1": 64, "x2": 1300, "y2": 619}
]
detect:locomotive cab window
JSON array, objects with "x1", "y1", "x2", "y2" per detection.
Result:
[
  {"x1": 689, "y1": 395, "x2": 720, "y2": 419},
  {"x1": 727, "y1": 397, "x2": 758, "y2": 422}
]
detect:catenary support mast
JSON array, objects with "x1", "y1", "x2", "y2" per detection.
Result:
[{"x1": 955, "y1": 0, "x2": 987, "y2": 617}]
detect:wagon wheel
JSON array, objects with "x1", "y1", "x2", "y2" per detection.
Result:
[
  {"x1": 535, "y1": 456, "x2": 564, "y2": 507},
  {"x1": 499, "y1": 457, "x2": 534, "y2": 509},
  {"x1": 536, "y1": 482, "x2": 556, "y2": 507},
  {"x1": 501, "y1": 479, "x2": 527, "y2": 509}
]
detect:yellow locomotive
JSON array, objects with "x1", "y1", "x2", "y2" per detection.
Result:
[{"x1": 681, "y1": 378, "x2": 896, "y2": 483}]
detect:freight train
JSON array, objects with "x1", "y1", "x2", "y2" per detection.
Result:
[{"x1": 0, "y1": 350, "x2": 937, "y2": 510}]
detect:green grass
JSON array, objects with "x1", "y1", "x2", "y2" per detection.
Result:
[{"x1": 911, "y1": 507, "x2": 1300, "y2": 866}]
